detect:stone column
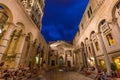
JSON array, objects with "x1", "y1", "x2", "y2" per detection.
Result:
[
  {"x1": 81, "y1": 47, "x2": 88, "y2": 68},
  {"x1": 72, "y1": 50, "x2": 74, "y2": 66},
  {"x1": 77, "y1": 49, "x2": 82, "y2": 69},
  {"x1": 90, "y1": 40, "x2": 99, "y2": 71},
  {"x1": 56, "y1": 53, "x2": 58, "y2": 65},
  {"x1": 65, "y1": 53, "x2": 67, "y2": 66},
  {"x1": 26, "y1": 41, "x2": 33, "y2": 66},
  {"x1": 6, "y1": 30, "x2": 19, "y2": 55},
  {"x1": 15, "y1": 34, "x2": 26, "y2": 68},
  {"x1": 97, "y1": 32, "x2": 111, "y2": 75},
  {"x1": 20, "y1": 38, "x2": 28, "y2": 66},
  {"x1": 85, "y1": 46, "x2": 90, "y2": 67},
  {"x1": 0, "y1": 23, "x2": 15, "y2": 61},
  {"x1": 73, "y1": 49, "x2": 77, "y2": 67},
  {"x1": 30, "y1": 43, "x2": 37, "y2": 69},
  {"x1": 72, "y1": 50, "x2": 75, "y2": 65},
  {"x1": 76, "y1": 53, "x2": 79, "y2": 67}
]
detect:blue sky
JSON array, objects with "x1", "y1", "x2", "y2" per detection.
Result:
[{"x1": 41, "y1": 0, "x2": 89, "y2": 42}]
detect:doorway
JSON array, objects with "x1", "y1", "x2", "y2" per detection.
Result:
[
  {"x1": 51, "y1": 60, "x2": 55, "y2": 66},
  {"x1": 113, "y1": 57, "x2": 120, "y2": 77},
  {"x1": 99, "y1": 59, "x2": 106, "y2": 71},
  {"x1": 67, "y1": 61, "x2": 71, "y2": 68},
  {"x1": 59, "y1": 56, "x2": 63, "y2": 66}
]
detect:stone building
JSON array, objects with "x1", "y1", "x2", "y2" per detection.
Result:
[
  {"x1": 73, "y1": 0, "x2": 120, "y2": 76},
  {"x1": 0, "y1": 0, "x2": 49, "y2": 69},
  {"x1": 49, "y1": 41, "x2": 74, "y2": 69},
  {"x1": 20, "y1": 0, "x2": 44, "y2": 30}
]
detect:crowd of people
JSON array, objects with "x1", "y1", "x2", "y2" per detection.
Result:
[
  {"x1": 0, "y1": 67, "x2": 38, "y2": 80},
  {"x1": 84, "y1": 66, "x2": 119, "y2": 80}
]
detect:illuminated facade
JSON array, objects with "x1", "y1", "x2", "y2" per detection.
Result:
[
  {"x1": 20, "y1": 0, "x2": 44, "y2": 30},
  {"x1": 0, "y1": 0, "x2": 49, "y2": 69},
  {"x1": 49, "y1": 41, "x2": 74, "y2": 69},
  {"x1": 73, "y1": 0, "x2": 120, "y2": 76}
]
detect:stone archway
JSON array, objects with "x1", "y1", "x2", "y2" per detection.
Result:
[
  {"x1": 0, "y1": 4, "x2": 13, "y2": 64},
  {"x1": 112, "y1": 1, "x2": 120, "y2": 18},
  {"x1": 20, "y1": 32, "x2": 33, "y2": 67},
  {"x1": 0, "y1": 3, "x2": 13, "y2": 22},
  {"x1": 59, "y1": 56, "x2": 64, "y2": 66},
  {"x1": 0, "y1": 4, "x2": 13, "y2": 40},
  {"x1": 97, "y1": 19, "x2": 112, "y2": 75},
  {"x1": 112, "y1": 1, "x2": 120, "y2": 27},
  {"x1": 81, "y1": 42, "x2": 88, "y2": 68},
  {"x1": 29, "y1": 39, "x2": 38, "y2": 68},
  {"x1": 1, "y1": 28, "x2": 25, "y2": 68},
  {"x1": 90, "y1": 31, "x2": 99, "y2": 70}
]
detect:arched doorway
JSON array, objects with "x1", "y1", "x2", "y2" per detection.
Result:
[
  {"x1": 112, "y1": 1, "x2": 120, "y2": 76},
  {"x1": 81, "y1": 42, "x2": 88, "y2": 68},
  {"x1": 20, "y1": 32, "x2": 33, "y2": 67},
  {"x1": 0, "y1": 3, "x2": 13, "y2": 68},
  {"x1": 112, "y1": 1, "x2": 120, "y2": 27},
  {"x1": 59, "y1": 56, "x2": 63, "y2": 66}
]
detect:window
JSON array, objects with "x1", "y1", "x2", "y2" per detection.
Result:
[
  {"x1": 118, "y1": 10, "x2": 120, "y2": 16},
  {"x1": 81, "y1": 24, "x2": 84, "y2": 29},
  {"x1": 116, "y1": 2, "x2": 120, "y2": 16},
  {"x1": 87, "y1": 11, "x2": 90, "y2": 18},
  {"x1": 87, "y1": 6, "x2": 92, "y2": 18},
  {"x1": 99, "y1": 59, "x2": 106, "y2": 70},
  {"x1": 0, "y1": 6, "x2": 4, "y2": 9},
  {"x1": 0, "y1": 5, "x2": 8, "y2": 29},
  {"x1": 106, "y1": 33, "x2": 115, "y2": 46},
  {"x1": 88, "y1": 47, "x2": 91, "y2": 53},
  {"x1": 114, "y1": 58, "x2": 120, "y2": 70},
  {"x1": 95, "y1": 42, "x2": 100, "y2": 51},
  {"x1": 101, "y1": 23, "x2": 109, "y2": 32},
  {"x1": 116, "y1": 2, "x2": 120, "y2": 9},
  {"x1": 90, "y1": 7, "x2": 92, "y2": 14}
]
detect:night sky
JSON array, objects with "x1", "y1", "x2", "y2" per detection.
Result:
[{"x1": 41, "y1": 0, "x2": 89, "y2": 42}]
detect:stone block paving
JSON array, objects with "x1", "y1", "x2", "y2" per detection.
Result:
[{"x1": 44, "y1": 70, "x2": 93, "y2": 80}]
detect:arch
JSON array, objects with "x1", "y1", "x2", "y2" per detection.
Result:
[
  {"x1": 84, "y1": 38, "x2": 88, "y2": 43},
  {"x1": 90, "y1": 31, "x2": 95, "y2": 40},
  {"x1": 80, "y1": 42, "x2": 88, "y2": 68},
  {"x1": 112, "y1": 0, "x2": 120, "y2": 18},
  {"x1": 16, "y1": 22, "x2": 26, "y2": 34},
  {"x1": 98, "y1": 19, "x2": 106, "y2": 33},
  {"x1": 81, "y1": 42, "x2": 84, "y2": 47},
  {"x1": 27, "y1": 32, "x2": 33, "y2": 41},
  {"x1": 0, "y1": 3, "x2": 13, "y2": 22},
  {"x1": 22, "y1": 32, "x2": 33, "y2": 67},
  {"x1": 33, "y1": 39, "x2": 38, "y2": 47},
  {"x1": 11, "y1": 29, "x2": 17, "y2": 35},
  {"x1": 34, "y1": 39, "x2": 38, "y2": 44},
  {"x1": 59, "y1": 56, "x2": 64, "y2": 66}
]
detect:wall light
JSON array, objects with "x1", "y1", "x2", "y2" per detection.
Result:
[{"x1": 0, "y1": 29, "x2": 2, "y2": 34}]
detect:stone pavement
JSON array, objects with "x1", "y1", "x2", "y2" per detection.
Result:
[
  {"x1": 79, "y1": 71, "x2": 120, "y2": 80},
  {"x1": 28, "y1": 68, "x2": 120, "y2": 80},
  {"x1": 44, "y1": 69, "x2": 93, "y2": 80}
]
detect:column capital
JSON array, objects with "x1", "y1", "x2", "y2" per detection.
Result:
[
  {"x1": 97, "y1": 32, "x2": 102, "y2": 35},
  {"x1": 89, "y1": 39, "x2": 93, "y2": 42},
  {"x1": 6, "y1": 22, "x2": 16, "y2": 29},
  {"x1": 112, "y1": 18, "x2": 118, "y2": 23}
]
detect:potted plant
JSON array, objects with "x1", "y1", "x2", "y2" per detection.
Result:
[
  {"x1": 110, "y1": 63, "x2": 118, "y2": 78},
  {"x1": 111, "y1": 63, "x2": 117, "y2": 71}
]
